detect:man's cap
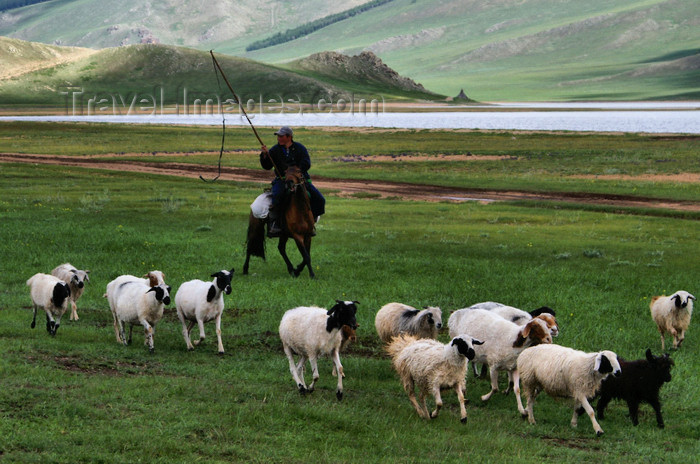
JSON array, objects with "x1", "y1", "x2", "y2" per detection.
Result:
[{"x1": 274, "y1": 126, "x2": 293, "y2": 136}]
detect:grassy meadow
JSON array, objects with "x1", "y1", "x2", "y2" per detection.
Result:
[{"x1": 0, "y1": 123, "x2": 699, "y2": 463}]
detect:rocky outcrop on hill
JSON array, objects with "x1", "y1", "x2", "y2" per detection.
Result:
[{"x1": 297, "y1": 51, "x2": 434, "y2": 94}]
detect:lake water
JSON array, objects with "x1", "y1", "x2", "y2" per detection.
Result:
[{"x1": 1, "y1": 102, "x2": 698, "y2": 133}]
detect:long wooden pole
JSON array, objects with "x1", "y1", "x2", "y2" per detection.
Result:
[{"x1": 209, "y1": 50, "x2": 283, "y2": 179}]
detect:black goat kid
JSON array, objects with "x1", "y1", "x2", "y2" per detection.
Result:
[{"x1": 596, "y1": 349, "x2": 674, "y2": 428}]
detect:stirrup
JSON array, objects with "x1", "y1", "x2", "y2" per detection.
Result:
[{"x1": 267, "y1": 221, "x2": 283, "y2": 238}]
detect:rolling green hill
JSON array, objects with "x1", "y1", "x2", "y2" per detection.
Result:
[
  {"x1": 1, "y1": 0, "x2": 698, "y2": 100},
  {"x1": 0, "y1": 38, "x2": 441, "y2": 106}
]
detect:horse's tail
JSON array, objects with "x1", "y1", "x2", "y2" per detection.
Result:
[{"x1": 246, "y1": 213, "x2": 266, "y2": 259}]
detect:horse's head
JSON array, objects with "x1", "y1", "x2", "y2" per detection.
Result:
[{"x1": 285, "y1": 165, "x2": 306, "y2": 193}]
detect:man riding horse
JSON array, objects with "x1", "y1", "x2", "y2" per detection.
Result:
[{"x1": 260, "y1": 126, "x2": 325, "y2": 237}]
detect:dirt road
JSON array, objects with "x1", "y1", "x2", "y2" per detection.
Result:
[{"x1": 1, "y1": 152, "x2": 698, "y2": 213}]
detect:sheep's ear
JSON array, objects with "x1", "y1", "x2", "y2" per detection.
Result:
[
  {"x1": 229, "y1": 268, "x2": 235, "y2": 275},
  {"x1": 689, "y1": 294, "x2": 696, "y2": 301},
  {"x1": 646, "y1": 348, "x2": 654, "y2": 362},
  {"x1": 207, "y1": 285, "x2": 216, "y2": 302},
  {"x1": 672, "y1": 294, "x2": 682, "y2": 307},
  {"x1": 328, "y1": 302, "x2": 341, "y2": 316},
  {"x1": 472, "y1": 338, "x2": 484, "y2": 346}
]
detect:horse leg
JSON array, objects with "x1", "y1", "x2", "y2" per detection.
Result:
[
  {"x1": 277, "y1": 236, "x2": 295, "y2": 275},
  {"x1": 243, "y1": 214, "x2": 266, "y2": 275},
  {"x1": 293, "y1": 235, "x2": 314, "y2": 278}
]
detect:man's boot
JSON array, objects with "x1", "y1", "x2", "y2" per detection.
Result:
[{"x1": 267, "y1": 205, "x2": 282, "y2": 237}]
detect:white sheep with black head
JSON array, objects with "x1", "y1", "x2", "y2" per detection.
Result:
[
  {"x1": 104, "y1": 271, "x2": 171, "y2": 353},
  {"x1": 375, "y1": 302, "x2": 442, "y2": 343},
  {"x1": 279, "y1": 300, "x2": 359, "y2": 400},
  {"x1": 650, "y1": 290, "x2": 695, "y2": 350},
  {"x1": 27, "y1": 273, "x2": 71, "y2": 336},
  {"x1": 175, "y1": 269, "x2": 234, "y2": 354},
  {"x1": 387, "y1": 334, "x2": 483, "y2": 423},
  {"x1": 516, "y1": 344, "x2": 622, "y2": 436},
  {"x1": 51, "y1": 263, "x2": 89, "y2": 321}
]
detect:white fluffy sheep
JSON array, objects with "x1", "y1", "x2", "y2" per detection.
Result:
[
  {"x1": 650, "y1": 290, "x2": 695, "y2": 350},
  {"x1": 516, "y1": 344, "x2": 622, "y2": 436},
  {"x1": 467, "y1": 301, "x2": 558, "y2": 335},
  {"x1": 386, "y1": 334, "x2": 483, "y2": 422},
  {"x1": 279, "y1": 300, "x2": 359, "y2": 400},
  {"x1": 51, "y1": 263, "x2": 90, "y2": 321},
  {"x1": 27, "y1": 273, "x2": 71, "y2": 336},
  {"x1": 375, "y1": 302, "x2": 442, "y2": 343},
  {"x1": 104, "y1": 271, "x2": 171, "y2": 353},
  {"x1": 448, "y1": 308, "x2": 553, "y2": 408},
  {"x1": 175, "y1": 269, "x2": 234, "y2": 354}
]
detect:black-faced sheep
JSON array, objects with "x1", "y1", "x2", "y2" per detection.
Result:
[
  {"x1": 175, "y1": 269, "x2": 234, "y2": 354},
  {"x1": 650, "y1": 290, "x2": 695, "y2": 350},
  {"x1": 516, "y1": 344, "x2": 621, "y2": 436},
  {"x1": 386, "y1": 334, "x2": 483, "y2": 423},
  {"x1": 105, "y1": 271, "x2": 171, "y2": 353},
  {"x1": 27, "y1": 273, "x2": 71, "y2": 336},
  {"x1": 375, "y1": 302, "x2": 442, "y2": 343},
  {"x1": 596, "y1": 349, "x2": 674, "y2": 428},
  {"x1": 448, "y1": 307, "x2": 553, "y2": 409},
  {"x1": 279, "y1": 300, "x2": 359, "y2": 400},
  {"x1": 51, "y1": 263, "x2": 89, "y2": 321}
]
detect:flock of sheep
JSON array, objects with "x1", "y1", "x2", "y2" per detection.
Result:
[{"x1": 25, "y1": 262, "x2": 694, "y2": 436}]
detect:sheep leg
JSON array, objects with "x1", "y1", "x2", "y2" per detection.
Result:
[
  {"x1": 456, "y1": 383, "x2": 468, "y2": 423},
  {"x1": 215, "y1": 313, "x2": 224, "y2": 355},
  {"x1": 330, "y1": 349, "x2": 344, "y2": 400},
  {"x1": 480, "y1": 365, "x2": 499, "y2": 401},
  {"x1": 418, "y1": 391, "x2": 431, "y2": 420},
  {"x1": 295, "y1": 357, "x2": 305, "y2": 378},
  {"x1": 596, "y1": 394, "x2": 611, "y2": 420},
  {"x1": 669, "y1": 327, "x2": 679, "y2": 349},
  {"x1": 674, "y1": 329, "x2": 684, "y2": 349},
  {"x1": 504, "y1": 370, "x2": 513, "y2": 395},
  {"x1": 524, "y1": 387, "x2": 537, "y2": 424},
  {"x1": 283, "y1": 345, "x2": 307, "y2": 393},
  {"x1": 70, "y1": 300, "x2": 79, "y2": 321},
  {"x1": 404, "y1": 379, "x2": 429, "y2": 419},
  {"x1": 626, "y1": 400, "x2": 640, "y2": 426},
  {"x1": 118, "y1": 320, "x2": 128, "y2": 346},
  {"x1": 111, "y1": 311, "x2": 122, "y2": 343},
  {"x1": 649, "y1": 397, "x2": 664, "y2": 428},
  {"x1": 573, "y1": 396, "x2": 603, "y2": 436},
  {"x1": 31, "y1": 305, "x2": 38, "y2": 329},
  {"x1": 307, "y1": 356, "x2": 320, "y2": 393},
  {"x1": 141, "y1": 320, "x2": 155, "y2": 353},
  {"x1": 659, "y1": 333, "x2": 666, "y2": 351},
  {"x1": 193, "y1": 318, "x2": 206, "y2": 346},
  {"x1": 177, "y1": 312, "x2": 195, "y2": 351},
  {"x1": 430, "y1": 387, "x2": 443, "y2": 419},
  {"x1": 512, "y1": 370, "x2": 527, "y2": 416}
]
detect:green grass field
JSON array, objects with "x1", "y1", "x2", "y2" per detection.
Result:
[{"x1": 0, "y1": 124, "x2": 699, "y2": 462}]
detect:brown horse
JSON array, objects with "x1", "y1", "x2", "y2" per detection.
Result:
[{"x1": 243, "y1": 166, "x2": 316, "y2": 278}]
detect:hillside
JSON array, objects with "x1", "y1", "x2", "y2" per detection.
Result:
[
  {"x1": 0, "y1": 36, "x2": 96, "y2": 79},
  {"x1": 0, "y1": 39, "x2": 441, "y2": 105},
  {"x1": 1, "y1": 0, "x2": 698, "y2": 100}
]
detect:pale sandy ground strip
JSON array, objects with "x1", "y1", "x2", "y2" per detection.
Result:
[{"x1": 0, "y1": 152, "x2": 698, "y2": 212}]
